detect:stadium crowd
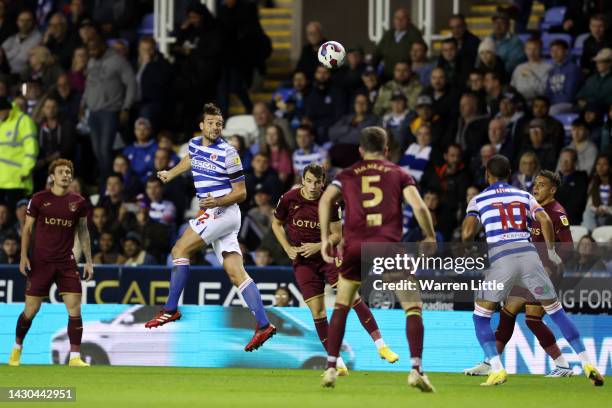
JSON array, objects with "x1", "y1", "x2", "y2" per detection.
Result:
[{"x1": 0, "y1": 0, "x2": 611, "y2": 271}]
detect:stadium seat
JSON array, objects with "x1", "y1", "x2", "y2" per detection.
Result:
[
  {"x1": 554, "y1": 112, "x2": 579, "y2": 145},
  {"x1": 570, "y1": 225, "x2": 588, "y2": 243},
  {"x1": 572, "y1": 32, "x2": 590, "y2": 58},
  {"x1": 138, "y1": 13, "x2": 154, "y2": 35},
  {"x1": 540, "y1": 6, "x2": 566, "y2": 31},
  {"x1": 542, "y1": 33, "x2": 573, "y2": 56},
  {"x1": 591, "y1": 226, "x2": 612, "y2": 243},
  {"x1": 518, "y1": 33, "x2": 531, "y2": 44},
  {"x1": 222, "y1": 114, "x2": 258, "y2": 145}
]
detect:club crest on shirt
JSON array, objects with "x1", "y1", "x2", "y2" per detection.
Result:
[
  {"x1": 43, "y1": 202, "x2": 51, "y2": 207},
  {"x1": 560, "y1": 215, "x2": 569, "y2": 226},
  {"x1": 69, "y1": 202, "x2": 78, "y2": 212},
  {"x1": 210, "y1": 153, "x2": 218, "y2": 161}
]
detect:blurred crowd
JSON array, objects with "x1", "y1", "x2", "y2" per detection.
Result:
[{"x1": 1, "y1": 0, "x2": 612, "y2": 272}]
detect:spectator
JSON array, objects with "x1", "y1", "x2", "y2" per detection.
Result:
[
  {"x1": 145, "y1": 176, "x2": 176, "y2": 227},
  {"x1": 245, "y1": 153, "x2": 283, "y2": 206},
  {"x1": 21, "y1": 45, "x2": 64, "y2": 93},
  {"x1": 254, "y1": 246, "x2": 273, "y2": 266},
  {"x1": 546, "y1": 39, "x2": 582, "y2": 114},
  {"x1": 68, "y1": 46, "x2": 87, "y2": 94},
  {"x1": 565, "y1": 119, "x2": 598, "y2": 173},
  {"x1": 576, "y1": 48, "x2": 612, "y2": 107},
  {"x1": 471, "y1": 144, "x2": 497, "y2": 190},
  {"x1": 274, "y1": 287, "x2": 292, "y2": 307},
  {"x1": 511, "y1": 151, "x2": 540, "y2": 193},
  {"x1": 488, "y1": 117, "x2": 516, "y2": 164},
  {"x1": 112, "y1": 154, "x2": 142, "y2": 201},
  {"x1": 483, "y1": 71, "x2": 506, "y2": 117},
  {"x1": 335, "y1": 47, "x2": 367, "y2": 97},
  {"x1": 273, "y1": 71, "x2": 309, "y2": 128},
  {"x1": 292, "y1": 125, "x2": 327, "y2": 183},
  {"x1": 556, "y1": 147, "x2": 589, "y2": 224},
  {"x1": 0, "y1": 234, "x2": 18, "y2": 264},
  {"x1": 0, "y1": 97, "x2": 37, "y2": 208},
  {"x1": 449, "y1": 13, "x2": 480, "y2": 66},
  {"x1": 0, "y1": 0, "x2": 16, "y2": 46},
  {"x1": 373, "y1": 61, "x2": 423, "y2": 116},
  {"x1": 563, "y1": 0, "x2": 612, "y2": 38},
  {"x1": 261, "y1": 124, "x2": 293, "y2": 184},
  {"x1": 130, "y1": 204, "x2": 170, "y2": 263},
  {"x1": 475, "y1": 38, "x2": 507, "y2": 83},
  {"x1": 421, "y1": 143, "x2": 470, "y2": 239},
  {"x1": 42, "y1": 12, "x2": 77, "y2": 70},
  {"x1": 93, "y1": 231, "x2": 126, "y2": 265},
  {"x1": 89, "y1": 205, "x2": 109, "y2": 255},
  {"x1": 123, "y1": 117, "x2": 158, "y2": 184},
  {"x1": 304, "y1": 65, "x2": 348, "y2": 141},
  {"x1": 581, "y1": 14, "x2": 612, "y2": 77},
  {"x1": 0, "y1": 203, "x2": 16, "y2": 242},
  {"x1": 357, "y1": 65, "x2": 380, "y2": 105},
  {"x1": 600, "y1": 104, "x2": 612, "y2": 154},
  {"x1": 135, "y1": 36, "x2": 172, "y2": 129},
  {"x1": 405, "y1": 94, "x2": 445, "y2": 150},
  {"x1": 410, "y1": 41, "x2": 434, "y2": 87},
  {"x1": 50, "y1": 73, "x2": 80, "y2": 124},
  {"x1": 2, "y1": 10, "x2": 41, "y2": 74},
  {"x1": 12, "y1": 198, "x2": 27, "y2": 236},
  {"x1": 76, "y1": 18, "x2": 97, "y2": 48},
  {"x1": 444, "y1": 92, "x2": 489, "y2": 161},
  {"x1": 382, "y1": 91, "x2": 409, "y2": 141},
  {"x1": 582, "y1": 155, "x2": 612, "y2": 230},
  {"x1": 399, "y1": 123, "x2": 433, "y2": 182},
  {"x1": 228, "y1": 135, "x2": 253, "y2": 172},
  {"x1": 84, "y1": 34, "x2": 137, "y2": 189},
  {"x1": 153, "y1": 147, "x2": 186, "y2": 221},
  {"x1": 437, "y1": 38, "x2": 471, "y2": 88},
  {"x1": 33, "y1": 96, "x2": 76, "y2": 191},
  {"x1": 252, "y1": 101, "x2": 294, "y2": 150},
  {"x1": 565, "y1": 235, "x2": 606, "y2": 275},
  {"x1": 122, "y1": 232, "x2": 156, "y2": 266},
  {"x1": 497, "y1": 92, "x2": 527, "y2": 145},
  {"x1": 240, "y1": 183, "x2": 274, "y2": 248},
  {"x1": 511, "y1": 37, "x2": 551, "y2": 101},
  {"x1": 521, "y1": 96, "x2": 565, "y2": 155},
  {"x1": 490, "y1": 11, "x2": 526, "y2": 75},
  {"x1": 329, "y1": 93, "x2": 378, "y2": 145},
  {"x1": 373, "y1": 7, "x2": 423, "y2": 80},
  {"x1": 98, "y1": 173, "x2": 133, "y2": 235},
  {"x1": 296, "y1": 21, "x2": 325, "y2": 80},
  {"x1": 581, "y1": 102, "x2": 606, "y2": 143},
  {"x1": 520, "y1": 118, "x2": 558, "y2": 171},
  {"x1": 156, "y1": 130, "x2": 180, "y2": 167},
  {"x1": 466, "y1": 70, "x2": 488, "y2": 113},
  {"x1": 403, "y1": 189, "x2": 445, "y2": 242},
  {"x1": 422, "y1": 67, "x2": 460, "y2": 122}
]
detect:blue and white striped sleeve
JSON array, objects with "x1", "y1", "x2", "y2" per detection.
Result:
[
  {"x1": 466, "y1": 197, "x2": 480, "y2": 219},
  {"x1": 225, "y1": 147, "x2": 244, "y2": 183}
]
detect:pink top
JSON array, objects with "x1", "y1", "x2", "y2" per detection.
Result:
[
  {"x1": 269, "y1": 147, "x2": 293, "y2": 177},
  {"x1": 69, "y1": 70, "x2": 86, "y2": 94}
]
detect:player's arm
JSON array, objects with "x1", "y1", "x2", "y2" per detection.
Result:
[
  {"x1": 19, "y1": 215, "x2": 35, "y2": 276},
  {"x1": 403, "y1": 185, "x2": 435, "y2": 241},
  {"x1": 534, "y1": 209, "x2": 562, "y2": 265},
  {"x1": 319, "y1": 184, "x2": 342, "y2": 263},
  {"x1": 271, "y1": 217, "x2": 299, "y2": 260},
  {"x1": 200, "y1": 179, "x2": 247, "y2": 209},
  {"x1": 329, "y1": 220, "x2": 342, "y2": 246},
  {"x1": 158, "y1": 154, "x2": 191, "y2": 183},
  {"x1": 461, "y1": 216, "x2": 480, "y2": 242},
  {"x1": 77, "y1": 217, "x2": 94, "y2": 281}
]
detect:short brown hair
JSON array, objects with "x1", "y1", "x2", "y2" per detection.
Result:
[
  {"x1": 48, "y1": 158, "x2": 74, "y2": 176},
  {"x1": 303, "y1": 163, "x2": 325, "y2": 180},
  {"x1": 202, "y1": 103, "x2": 222, "y2": 120},
  {"x1": 538, "y1": 170, "x2": 561, "y2": 188},
  {"x1": 359, "y1": 126, "x2": 387, "y2": 153}
]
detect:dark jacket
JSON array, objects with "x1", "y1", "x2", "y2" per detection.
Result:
[
  {"x1": 421, "y1": 85, "x2": 461, "y2": 122},
  {"x1": 444, "y1": 116, "x2": 490, "y2": 161},
  {"x1": 457, "y1": 30, "x2": 481, "y2": 68},
  {"x1": 304, "y1": 83, "x2": 348, "y2": 141},
  {"x1": 581, "y1": 35, "x2": 612, "y2": 76},
  {"x1": 136, "y1": 52, "x2": 172, "y2": 105},
  {"x1": 296, "y1": 39, "x2": 325, "y2": 80},
  {"x1": 556, "y1": 170, "x2": 589, "y2": 224}
]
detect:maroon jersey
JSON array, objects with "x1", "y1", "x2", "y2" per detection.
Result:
[
  {"x1": 530, "y1": 200, "x2": 572, "y2": 243},
  {"x1": 332, "y1": 159, "x2": 415, "y2": 243},
  {"x1": 274, "y1": 187, "x2": 340, "y2": 261},
  {"x1": 26, "y1": 190, "x2": 87, "y2": 262}
]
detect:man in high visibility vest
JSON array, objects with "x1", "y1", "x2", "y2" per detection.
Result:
[{"x1": 0, "y1": 97, "x2": 38, "y2": 211}]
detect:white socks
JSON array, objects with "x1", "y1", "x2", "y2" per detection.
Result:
[
  {"x1": 69, "y1": 352, "x2": 81, "y2": 360},
  {"x1": 577, "y1": 351, "x2": 590, "y2": 366},
  {"x1": 337, "y1": 357, "x2": 346, "y2": 369},
  {"x1": 374, "y1": 338, "x2": 386, "y2": 350},
  {"x1": 489, "y1": 355, "x2": 504, "y2": 371},
  {"x1": 554, "y1": 355, "x2": 569, "y2": 368},
  {"x1": 13, "y1": 343, "x2": 22, "y2": 350}
]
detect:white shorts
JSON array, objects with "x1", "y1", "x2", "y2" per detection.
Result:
[
  {"x1": 189, "y1": 203, "x2": 242, "y2": 263},
  {"x1": 477, "y1": 249, "x2": 556, "y2": 303}
]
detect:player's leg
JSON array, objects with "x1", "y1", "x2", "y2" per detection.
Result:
[
  {"x1": 62, "y1": 293, "x2": 89, "y2": 367},
  {"x1": 9, "y1": 295, "x2": 43, "y2": 366},
  {"x1": 222, "y1": 251, "x2": 276, "y2": 351},
  {"x1": 525, "y1": 304, "x2": 572, "y2": 376},
  {"x1": 321, "y1": 275, "x2": 360, "y2": 388},
  {"x1": 145, "y1": 226, "x2": 204, "y2": 328},
  {"x1": 474, "y1": 299, "x2": 508, "y2": 386},
  {"x1": 521, "y1": 253, "x2": 603, "y2": 385}
]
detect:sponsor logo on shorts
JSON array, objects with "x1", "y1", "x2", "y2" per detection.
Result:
[{"x1": 534, "y1": 285, "x2": 550, "y2": 295}]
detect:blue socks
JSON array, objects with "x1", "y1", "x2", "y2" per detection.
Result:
[
  {"x1": 544, "y1": 301, "x2": 585, "y2": 354},
  {"x1": 473, "y1": 313, "x2": 498, "y2": 358},
  {"x1": 239, "y1": 278, "x2": 269, "y2": 328},
  {"x1": 165, "y1": 258, "x2": 190, "y2": 312}
]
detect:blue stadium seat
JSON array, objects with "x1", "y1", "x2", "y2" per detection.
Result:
[
  {"x1": 518, "y1": 33, "x2": 531, "y2": 44},
  {"x1": 542, "y1": 33, "x2": 573, "y2": 56},
  {"x1": 554, "y1": 112, "x2": 578, "y2": 145},
  {"x1": 572, "y1": 32, "x2": 590, "y2": 58},
  {"x1": 138, "y1": 13, "x2": 154, "y2": 35},
  {"x1": 540, "y1": 6, "x2": 566, "y2": 31}
]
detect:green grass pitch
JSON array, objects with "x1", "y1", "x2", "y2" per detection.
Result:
[{"x1": 0, "y1": 366, "x2": 609, "y2": 408}]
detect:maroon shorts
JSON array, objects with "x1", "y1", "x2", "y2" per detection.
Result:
[
  {"x1": 339, "y1": 242, "x2": 362, "y2": 282},
  {"x1": 26, "y1": 260, "x2": 82, "y2": 297},
  {"x1": 294, "y1": 258, "x2": 339, "y2": 302}
]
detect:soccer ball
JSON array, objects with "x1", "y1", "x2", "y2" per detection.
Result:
[{"x1": 317, "y1": 41, "x2": 346, "y2": 69}]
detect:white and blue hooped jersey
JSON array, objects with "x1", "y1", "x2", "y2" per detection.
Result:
[
  {"x1": 189, "y1": 136, "x2": 244, "y2": 199},
  {"x1": 466, "y1": 182, "x2": 544, "y2": 262}
]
